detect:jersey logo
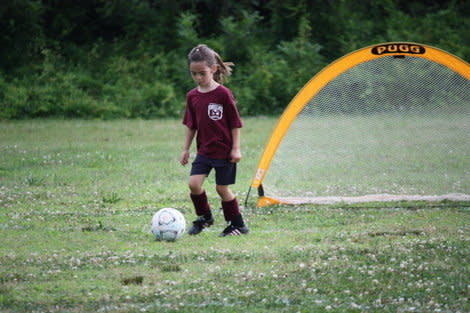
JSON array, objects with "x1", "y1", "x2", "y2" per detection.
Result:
[{"x1": 208, "y1": 103, "x2": 223, "y2": 121}]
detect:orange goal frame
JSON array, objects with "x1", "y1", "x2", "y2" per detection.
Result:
[{"x1": 248, "y1": 42, "x2": 470, "y2": 207}]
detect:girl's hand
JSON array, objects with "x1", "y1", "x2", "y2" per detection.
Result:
[
  {"x1": 180, "y1": 150, "x2": 190, "y2": 166},
  {"x1": 230, "y1": 148, "x2": 241, "y2": 163}
]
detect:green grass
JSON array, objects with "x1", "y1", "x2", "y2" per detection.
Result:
[{"x1": 0, "y1": 119, "x2": 469, "y2": 313}]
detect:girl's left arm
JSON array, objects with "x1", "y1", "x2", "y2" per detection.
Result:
[{"x1": 230, "y1": 128, "x2": 241, "y2": 163}]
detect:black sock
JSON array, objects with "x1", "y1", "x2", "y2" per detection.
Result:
[
  {"x1": 231, "y1": 214, "x2": 245, "y2": 227},
  {"x1": 203, "y1": 212, "x2": 213, "y2": 221}
]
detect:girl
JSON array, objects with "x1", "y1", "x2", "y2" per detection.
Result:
[{"x1": 180, "y1": 44, "x2": 248, "y2": 237}]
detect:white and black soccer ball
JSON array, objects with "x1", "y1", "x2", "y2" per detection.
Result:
[{"x1": 151, "y1": 208, "x2": 186, "y2": 241}]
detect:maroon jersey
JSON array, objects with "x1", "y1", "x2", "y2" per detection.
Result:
[{"x1": 183, "y1": 85, "x2": 243, "y2": 159}]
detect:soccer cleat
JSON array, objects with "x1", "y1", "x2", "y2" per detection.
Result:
[
  {"x1": 188, "y1": 215, "x2": 214, "y2": 235},
  {"x1": 219, "y1": 223, "x2": 249, "y2": 237}
]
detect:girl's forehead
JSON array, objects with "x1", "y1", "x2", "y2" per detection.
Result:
[{"x1": 190, "y1": 61, "x2": 212, "y2": 71}]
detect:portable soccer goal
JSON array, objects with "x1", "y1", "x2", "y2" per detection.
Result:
[{"x1": 247, "y1": 42, "x2": 470, "y2": 207}]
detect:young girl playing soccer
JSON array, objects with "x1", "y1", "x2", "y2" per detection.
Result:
[{"x1": 180, "y1": 44, "x2": 249, "y2": 237}]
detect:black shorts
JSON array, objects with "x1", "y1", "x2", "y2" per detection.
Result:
[{"x1": 190, "y1": 154, "x2": 237, "y2": 185}]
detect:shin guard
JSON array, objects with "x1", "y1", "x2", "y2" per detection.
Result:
[
  {"x1": 221, "y1": 198, "x2": 241, "y2": 222},
  {"x1": 190, "y1": 191, "x2": 211, "y2": 216}
]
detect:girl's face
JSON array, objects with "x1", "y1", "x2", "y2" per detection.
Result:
[{"x1": 190, "y1": 61, "x2": 217, "y2": 88}]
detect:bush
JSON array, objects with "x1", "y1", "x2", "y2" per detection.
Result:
[
  {"x1": 0, "y1": 0, "x2": 467, "y2": 119},
  {"x1": 2, "y1": 82, "x2": 31, "y2": 119}
]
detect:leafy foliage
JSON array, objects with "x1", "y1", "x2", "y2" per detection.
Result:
[{"x1": 0, "y1": 0, "x2": 467, "y2": 118}]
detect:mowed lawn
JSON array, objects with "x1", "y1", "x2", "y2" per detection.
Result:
[{"x1": 0, "y1": 119, "x2": 469, "y2": 313}]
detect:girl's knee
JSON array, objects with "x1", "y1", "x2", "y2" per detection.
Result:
[
  {"x1": 188, "y1": 182, "x2": 202, "y2": 194},
  {"x1": 188, "y1": 175, "x2": 205, "y2": 194},
  {"x1": 215, "y1": 184, "x2": 226, "y2": 194},
  {"x1": 216, "y1": 185, "x2": 234, "y2": 200}
]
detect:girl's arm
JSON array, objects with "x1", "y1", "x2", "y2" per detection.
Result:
[
  {"x1": 180, "y1": 127, "x2": 196, "y2": 165},
  {"x1": 230, "y1": 127, "x2": 241, "y2": 163}
]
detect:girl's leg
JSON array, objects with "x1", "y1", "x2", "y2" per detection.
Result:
[
  {"x1": 215, "y1": 184, "x2": 234, "y2": 202},
  {"x1": 188, "y1": 175, "x2": 213, "y2": 235},
  {"x1": 189, "y1": 174, "x2": 206, "y2": 195},
  {"x1": 189, "y1": 174, "x2": 211, "y2": 217},
  {"x1": 214, "y1": 164, "x2": 248, "y2": 236},
  {"x1": 216, "y1": 185, "x2": 246, "y2": 228}
]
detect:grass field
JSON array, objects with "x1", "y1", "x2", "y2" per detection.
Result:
[{"x1": 0, "y1": 119, "x2": 469, "y2": 313}]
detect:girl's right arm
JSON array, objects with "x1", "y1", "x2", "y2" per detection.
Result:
[{"x1": 180, "y1": 127, "x2": 196, "y2": 166}]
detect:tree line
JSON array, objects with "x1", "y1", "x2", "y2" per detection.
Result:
[{"x1": 0, "y1": 0, "x2": 468, "y2": 119}]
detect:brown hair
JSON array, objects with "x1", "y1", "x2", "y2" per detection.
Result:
[{"x1": 188, "y1": 44, "x2": 234, "y2": 83}]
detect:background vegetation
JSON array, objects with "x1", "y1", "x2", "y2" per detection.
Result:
[{"x1": 0, "y1": 0, "x2": 468, "y2": 119}]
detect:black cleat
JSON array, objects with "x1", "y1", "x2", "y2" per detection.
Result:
[
  {"x1": 219, "y1": 223, "x2": 249, "y2": 237},
  {"x1": 188, "y1": 215, "x2": 214, "y2": 235}
]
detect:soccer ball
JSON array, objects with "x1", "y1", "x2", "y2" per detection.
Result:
[{"x1": 151, "y1": 208, "x2": 186, "y2": 241}]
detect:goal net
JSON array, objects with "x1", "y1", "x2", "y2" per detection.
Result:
[{"x1": 249, "y1": 43, "x2": 470, "y2": 207}]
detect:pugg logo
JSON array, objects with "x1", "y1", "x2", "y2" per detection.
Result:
[
  {"x1": 372, "y1": 43, "x2": 425, "y2": 55},
  {"x1": 208, "y1": 103, "x2": 223, "y2": 121}
]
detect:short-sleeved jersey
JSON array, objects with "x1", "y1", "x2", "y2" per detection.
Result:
[{"x1": 183, "y1": 85, "x2": 243, "y2": 159}]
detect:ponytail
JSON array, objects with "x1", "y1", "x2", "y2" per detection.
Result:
[
  {"x1": 213, "y1": 52, "x2": 234, "y2": 84},
  {"x1": 188, "y1": 44, "x2": 234, "y2": 84}
]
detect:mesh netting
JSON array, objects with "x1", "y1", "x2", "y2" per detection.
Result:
[{"x1": 263, "y1": 56, "x2": 470, "y2": 202}]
